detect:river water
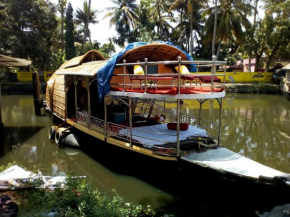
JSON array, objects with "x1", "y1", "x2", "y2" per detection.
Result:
[{"x1": 1, "y1": 94, "x2": 290, "y2": 216}]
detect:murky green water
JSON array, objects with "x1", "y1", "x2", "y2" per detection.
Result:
[{"x1": 1, "y1": 94, "x2": 290, "y2": 216}]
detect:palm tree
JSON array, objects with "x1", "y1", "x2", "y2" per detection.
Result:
[
  {"x1": 169, "y1": 0, "x2": 188, "y2": 48},
  {"x1": 149, "y1": 0, "x2": 173, "y2": 41},
  {"x1": 169, "y1": 0, "x2": 204, "y2": 53},
  {"x1": 104, "y1": 0, "x2": 139, "y2": 46},
  {"x1": 202, "y1": 0, "x2": 253, "y2": 59},
  {"x1": 57, "y1": 0, "x2": 67, "y2": 52},
  {"x1": 75, "y1": 0, "x2": 98, "y2": 54}
]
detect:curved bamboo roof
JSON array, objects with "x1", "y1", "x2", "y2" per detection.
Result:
[
  {"x1": 59, "y1": 50, "x2": 105, "y2": 69},
  {"x1": 55, "y1": 60, "x2": 107, "y2": 76},
  {"x1": 117, "y1": 44, "x2": 189, "y2": 63}
]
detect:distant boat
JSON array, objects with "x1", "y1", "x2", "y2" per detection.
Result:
[{"x1": 45, "y1": 42, "x2": 290, "y2": 195}]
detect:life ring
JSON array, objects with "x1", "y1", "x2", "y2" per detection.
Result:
[
  {"x1": 55, "y1": 129, "x2": 64, "y2": 145},
  {"x1": 48, "y1": 126, "x2": 57, "y2": 141},
  {"x1": 160, "y1": 114, "x2": 166, "y2": 122}
]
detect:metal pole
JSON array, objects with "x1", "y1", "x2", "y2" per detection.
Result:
[
  {"x1": 177, "y1": 99, "x2": 181, "y2": 157},
  {"x1": 74, "y1": 76, "x2": 77, "y2": 118},
  {"x1": 198, "y1": 99, "x2": 202, "y2": 126},
  {"x1": 144, "y1": 58, "x2": 148, "y2": 93},
  {"x1": 211, "y1": 55, "x2": 216, "y2": 93},
  {"x1": 178, "y1": 56, "x2": 181, "y2": 94},
  {"x1": 123, "y1": 60, "x2": 126, "y2": 91},
  {"x1": 87, "y1": 83, "x2": 91, "y2": 129},
  {"x1": 218, "y1": 98, "x2": 223, "y2": 146},
  {"x1": 224, "y1": 58, "x2": 227, "y2": 85},
  {"x1": 65, "y1": 76, "x2": 68, "y2": 121},
  {"x1": 104, "y1": 96, "x2": 107, "y2": 141},
  {"x1": 129, "y1": 97, "x2": 132, "y2": 148}
]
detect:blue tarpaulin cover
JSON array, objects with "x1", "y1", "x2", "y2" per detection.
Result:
[{"x1": 97, "y1": 41, "x2": 195, "y2": 100}]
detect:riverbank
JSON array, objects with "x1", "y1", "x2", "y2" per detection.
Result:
[
  {"x1": 225, "y1": 83, "x2": 281, "y2": 94},
  {"x1": 0, "y1": 82, "x2": 281, "y2": 95}
]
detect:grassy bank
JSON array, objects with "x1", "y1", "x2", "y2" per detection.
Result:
[{"x1": 0, "y1": 164, "x2": 155, "y2": 217}]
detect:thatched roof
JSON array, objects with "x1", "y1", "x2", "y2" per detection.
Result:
[
  {"x1": 59, "y1": 50, "x2": 105, "y2": 69},
  {"x1": 0, "y1": 54, "x2": 31, "y2": 67},
  {"x1": 55, "y1": 60, "x2": 107, "y2": 76},
  {"x1": 117, "y1": 44, "x2": 189, "y2": 63}
]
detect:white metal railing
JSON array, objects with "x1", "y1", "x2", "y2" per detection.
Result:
[{"x1": 111, "y1": 57, "x2": 227, "y2": 95}]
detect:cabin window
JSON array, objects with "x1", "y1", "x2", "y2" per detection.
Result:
[
  {"x1": 66, "y1": 80, "x2": 76, "y2": 118},
  {"x1": 77, "y1": 87, "x2": 88, "y2": 112}
]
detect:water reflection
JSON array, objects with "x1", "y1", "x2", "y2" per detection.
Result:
[
  {"x1": 1, "y1": 94, "x2": 290, "y2": 216},
  {"x1": 0, "y1": 95, "x2": 174, "y2": 210}
]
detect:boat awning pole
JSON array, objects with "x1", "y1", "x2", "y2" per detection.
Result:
[
  {"x1": 129, "y1": 97, "x2": 132, "y2": 147},
  {"x1": 74, "y1": 76, "x2": 77, "y2": 118},
  {"x1": 177, "y1": 99, "x2": 181, "y2": 157},
  {"x1": 218, "y1": 98, "x2": 223, "y2": 146},
  {"x1": 104, "y1": 96, "x2": 107, "y2": 141},
  {"x1": 87, "y1": 81, "x2": 91, "y2": 129}
]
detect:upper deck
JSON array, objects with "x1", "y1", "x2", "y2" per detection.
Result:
[{"x1": 109, "y1": 58, "x2": 227, "y2": 100}]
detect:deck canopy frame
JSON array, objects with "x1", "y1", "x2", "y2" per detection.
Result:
[{"x1": 103, "y1": 95, "x2": 223, "y2": 158}]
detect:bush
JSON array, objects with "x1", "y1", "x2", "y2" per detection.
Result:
[{"x1": 18, "y1": 173, "x2": 155, "y2": 217}]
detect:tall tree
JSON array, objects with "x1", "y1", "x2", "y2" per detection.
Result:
[
  {"x1": 0, "y1": 1, "x2": 5, "y2": 24},
  {"x1": 65, "y1": 2, "x2": 76, "y2": 60},
  {"x1": 169, "y1": 0, "x2": 188, "y2": 48},
  {"x1": 100, "y1": 38, "x2": 116, "y2": 58},
  {"x1": 0, "y1": 0, "x2": 58, "y2": 70},
  {"x1": 212, "y1": 0, "x2": 217, "y2": 57},
  {"x1": 248, "y1": 0, "x2": 258, "y2": 72},
  {"x1": 75, "y1": 0, "x2": 98, "y2": 54},
  {"x1": 57, "y1": 0, "x2": 67, "y2": 52},
  {"x1": 202, "y1": 0, "x2": 253, "y2": 59},
  {"x1": 104, "y1": 0, "x2": 139, "y2": 47}
]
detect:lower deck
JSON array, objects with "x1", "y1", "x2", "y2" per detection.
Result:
[{"x1": 65, "y1": 110, "x2": 219, "y2": 161}]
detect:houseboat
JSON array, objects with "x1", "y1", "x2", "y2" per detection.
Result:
[{"x1": 46, "y1": 42, "x2": 290, "y2": 191}]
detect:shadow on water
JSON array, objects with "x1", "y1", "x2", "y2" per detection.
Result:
[
  {"x1": 77, "y1": 130, "x2": 289, "y2": 217},
  {"x1": 0, "y1": 126, "x2": 44, "y2": 157}
]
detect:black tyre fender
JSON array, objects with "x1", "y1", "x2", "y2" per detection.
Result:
[
  {"x1": 55, "y1": 129, "x2": 64, "y2": 145},
  {"x1": 49, "y1": 126, "x2": 57, "y2": 141}
]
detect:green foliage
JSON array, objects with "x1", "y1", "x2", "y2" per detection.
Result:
[
  {"x1": 74, "y1": 0, "x2": 98, "y2": 54},
  {"x1": 0, "y1": 0, "x2": 58, "y2": 70},
  {"x1": 104, "y1": 0, "x2": 139, "y2": 47},
  {"x1": 18, "y1": 173, "x2": 155, "y2": 217},
  {"x1": 65, "y1": 2, "x2": 76, "y2": 60},
  {"x1": 0, "y1": 161, "x2": 18, "y2": 172},
  {"x1": 0, "y1": 0, "x2": 5, "y2": 23},
  {"x1": 100, "y1": 40, "x2": 116, "y2": 58}
]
